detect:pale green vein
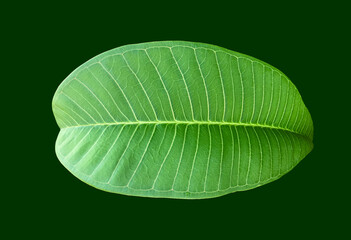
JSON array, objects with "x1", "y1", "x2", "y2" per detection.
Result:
[
  {"x1": 172, "y1": 125, "x2": 188, "y2": 190},
  {"x1": 107, "y1": 125, "x2": 140, "y2": 185},
  {"x1": 144, "y1": 49, "x2": 176, "y2": 121},
  {"x1": 187, "y1": 124, "x2": 200, "y2": 191},
  {"x1": 194, "y1": 49, "x2": 210, "y2": 121},
  {"x1": 151, "y1": 125, "x2": 177, "y2": 189},
  {"x1": 127, "y1": 125, "x2": 157, "y2": 187},
  {"x1": 61, "y1": 120, "x2": 306, "y2": 137}
]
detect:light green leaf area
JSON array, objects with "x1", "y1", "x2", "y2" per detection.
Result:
[{"x1": 53, "y1": 41, "x2": 313, "y2": 199}]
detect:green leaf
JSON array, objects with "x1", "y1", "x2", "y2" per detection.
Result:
[{"x1": 52, "y1": 41, "x2": 313, "y2": 199}]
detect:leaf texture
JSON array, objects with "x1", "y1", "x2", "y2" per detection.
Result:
[{"x1": 53, "y1": 41, "x2": 313, "y2": 199}]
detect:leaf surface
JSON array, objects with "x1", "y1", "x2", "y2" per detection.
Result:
[{"x1": 53, "y1": 41, "x2": 313, "y2": 199}]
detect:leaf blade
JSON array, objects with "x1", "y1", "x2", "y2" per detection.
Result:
[{"x1": 53, "y1": 41, "x2": 313, "y2": 199}]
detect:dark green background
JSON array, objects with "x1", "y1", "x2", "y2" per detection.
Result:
[{"x1": 7, "y1": 1, "x2": 349, "y2": 238}]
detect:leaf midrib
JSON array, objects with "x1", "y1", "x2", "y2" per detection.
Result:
[{"x1": 61, "y1": 120, "x2": 305, "y2": 137}]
